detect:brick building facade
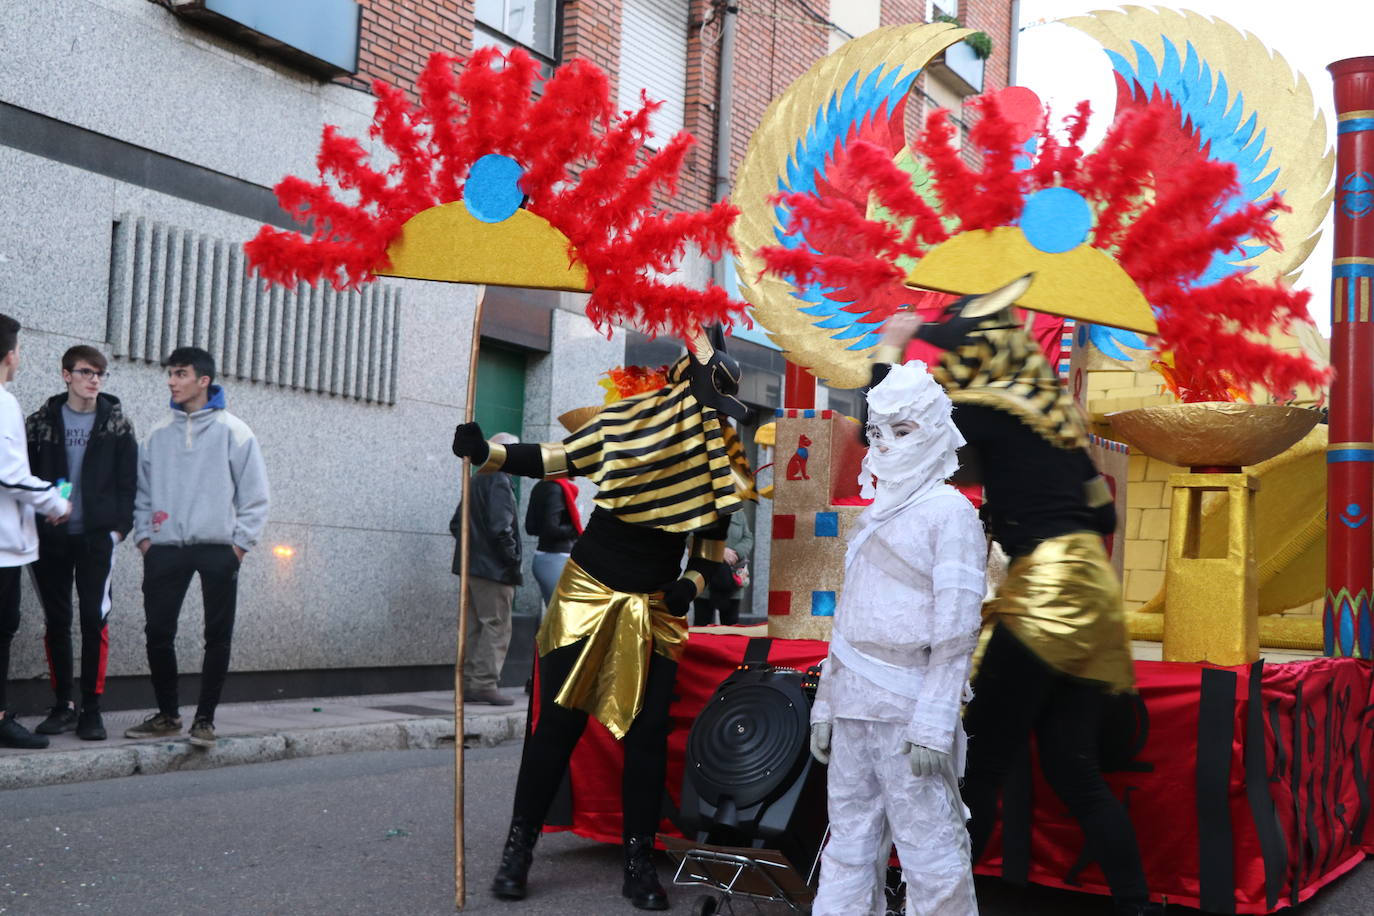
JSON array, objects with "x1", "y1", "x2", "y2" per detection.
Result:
[{"x1": 0, "y1": 0, "x2": 1015, "y2": 708}]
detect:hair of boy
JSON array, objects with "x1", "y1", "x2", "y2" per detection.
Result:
[
  {"x1": 0, "y1": 313, "x2": 20, "y2": 362},
  {"x1": 62, "y1": 344, "x2": 108, "y2": 373},
  {"x1": 163, "y1": 346, "x2": 215, "y2": 383}
]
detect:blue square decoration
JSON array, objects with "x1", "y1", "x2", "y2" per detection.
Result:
[{"x1": 814, "y1": 512, "x2": 839, "y2": 538}]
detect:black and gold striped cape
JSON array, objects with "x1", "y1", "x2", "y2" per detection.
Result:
[{"x1": 558, "y1": 356, "x2": 755, "y2": 534}]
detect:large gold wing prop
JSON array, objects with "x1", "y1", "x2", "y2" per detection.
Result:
[
  {"x1": 732, "y1": 23, "x2": 970, "y2": 390},
  {"x1": 1064, "y1": 6, "x2": 1334, "y2": 286}
]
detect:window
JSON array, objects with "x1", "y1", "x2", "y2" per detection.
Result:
[
  {"x1": 618, "y1": 0, "x2": 688, "y2": 142},
  {"x1": 931, "y1": 0, "x2": 959, "y2": 18},
  {"x1": 475, "y1": 0, "x2": 560, "y2": 71}
]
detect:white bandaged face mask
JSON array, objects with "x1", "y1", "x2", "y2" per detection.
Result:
[{"x1": 859, "y1": 361, "x2": 964, "y2": 513}]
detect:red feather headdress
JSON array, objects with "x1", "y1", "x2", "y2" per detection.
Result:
[
  {"x1": 759, "y1": 92, "x2": 1329, "y2": 402},
  {"x1": 246, "y1": 48, "x2": 745, "y2": 341}
]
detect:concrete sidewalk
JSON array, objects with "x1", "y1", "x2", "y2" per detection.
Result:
[{"x1": 0, "y1": 688, "x2": 526, "y2": 792}]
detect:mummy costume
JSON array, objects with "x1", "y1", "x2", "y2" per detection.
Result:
[{"x1": 809, "y1": 362, "x2": 985, "y2": 916}]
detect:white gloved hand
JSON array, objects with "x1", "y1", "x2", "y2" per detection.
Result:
[
  {"x1": 810, "y1": 722, "x2": 832, "y2": 765},
  {"x1": 901, "y1": 741, "x2": 946, "y2": 778}
]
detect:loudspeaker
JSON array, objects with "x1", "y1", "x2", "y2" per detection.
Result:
[{"x1": 678, "y1": 638, "x2": 827, "y2": 870}]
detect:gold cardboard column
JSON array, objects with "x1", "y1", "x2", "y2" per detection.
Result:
[{"x1": 1163, "y1": 473, "x2": 1260, "y2": 665}]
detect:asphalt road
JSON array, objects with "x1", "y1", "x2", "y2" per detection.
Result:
[{"x1": 3, "y1": 743, "x2": 1373, "y2": 915}]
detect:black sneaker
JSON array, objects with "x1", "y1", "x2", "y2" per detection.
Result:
[
  {"x1": 76, "y1": 708, "x2": 107, "y2": 741},
  {"x1": 0, "y1": 715, "x2": 50, "y2": 749},
  {"x1": 35, "y1": 705, "x2": 78, "y2": 735},
  {"x1": 124, "y1": 712, "x2": 183, "y2": 739},
  {"x1": 188, "y1": 718, "x2": 217, "y2": 748}
]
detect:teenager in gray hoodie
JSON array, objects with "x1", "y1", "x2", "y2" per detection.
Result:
[{"x1": 125, "y1": 347, "x2": 269, "y2": 747}]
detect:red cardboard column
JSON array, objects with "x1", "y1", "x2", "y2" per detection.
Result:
[
  {"x1": 1324, "y1": 57, "x2": 1374, "y2": 657},
  {"x1": 784, "y1": 360, "x2": 817, "y2": 409}
]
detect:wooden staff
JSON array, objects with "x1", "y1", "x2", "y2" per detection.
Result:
[{"x1": 455, "y1": 283, "x2": 487, "y2": 909}]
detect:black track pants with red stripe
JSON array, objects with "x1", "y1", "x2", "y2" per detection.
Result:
[{"x1": 31, "y1": 531, "x2": 116, "y2": 709}]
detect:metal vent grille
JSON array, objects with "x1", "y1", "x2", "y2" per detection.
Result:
[{"x1": 106, "y1": 216, "x2": 400, "y2": 405}]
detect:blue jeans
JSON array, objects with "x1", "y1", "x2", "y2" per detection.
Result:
[{"x1": 532, "y1": 551, "x2": 569, "y2": 609}]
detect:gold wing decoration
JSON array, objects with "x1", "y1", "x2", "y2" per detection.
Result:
[
  {"x1": 1064, "y1": 6, "x2": 1334, "y2": 287},
  {"x1": 732, "y1": 23, "x2": 971, "y2": 390}
]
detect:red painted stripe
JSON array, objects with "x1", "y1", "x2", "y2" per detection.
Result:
[{"x1": 95, "y1": 625, "x2": 109, "y2": 695}]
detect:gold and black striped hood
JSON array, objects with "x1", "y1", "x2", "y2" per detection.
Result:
[
  {"x1": 561, "y1": 356, "x2": 755, "y2": 534},
  {"x1": 932, "y1": 313, "x2": 1088, "y2": 451}
]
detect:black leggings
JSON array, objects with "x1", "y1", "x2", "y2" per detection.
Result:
[
  {"x1": 0, "y1": 566, "x2": 22, "y2": 712},
  {"x1": 511, "y1": 639, "x2": 679, "y2": 838},
  {"x1": 962, "y1": 624, "x2": 1149, "y2": 906}
]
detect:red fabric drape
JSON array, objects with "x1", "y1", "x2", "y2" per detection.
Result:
[
  {"x1": 554, "y1": 478, "x2": 583, "y2": 535},
  {"x1": 540, "y1": 631, "x2": 1374, "y2": 913}
]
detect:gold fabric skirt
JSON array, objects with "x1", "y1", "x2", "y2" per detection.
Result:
[
  {"x1": 985, "y1": 532, "x2": 1135, "y2": 693},
  {"x1": 536, "y1": 559, "x2": 689, "y2": 739}
]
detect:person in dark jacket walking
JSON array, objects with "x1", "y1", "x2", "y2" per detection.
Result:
[
  {"x1": 524, "y1": 478, "x2": 581, "y2": 609},
  {"x1": 25, "y1": 346, "x2": 137, "y2": 741},
  {"x1": 451, "y1": 432, "x2": 522, "y2": 706}
]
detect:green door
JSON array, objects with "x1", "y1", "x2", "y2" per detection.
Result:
[{"x1": 474, "y1": 342, "x2": 527, "y2": 438}]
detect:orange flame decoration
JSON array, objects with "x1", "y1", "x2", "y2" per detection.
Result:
[
  {"x1": 598, "y1": 365, "x2": 671, "y2": 404},
  {"x1": 1150, "y1": 358, "x2": 1250, "y2": 404},
  {"x1": 245, "y1": 48, "x2": 746, "y2": 341}
]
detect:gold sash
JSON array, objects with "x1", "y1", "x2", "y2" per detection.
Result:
[
  {"x1": 985, "y1": 532, "x2": 1135, "y2": 693},
  {"x1": 536, "y1": 559, "x2": 689, "y2": 739}
]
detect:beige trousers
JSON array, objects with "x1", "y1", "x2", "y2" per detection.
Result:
[{"x1": 464, "y1": 576, "x2": 514, "y2": 692}]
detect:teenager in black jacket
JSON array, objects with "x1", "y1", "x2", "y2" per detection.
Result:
[{"x1": 24, "y1": 346, "x2": 137, "y2": 741}]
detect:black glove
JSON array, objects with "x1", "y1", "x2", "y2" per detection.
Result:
[
  {"x1": 451, "y1": 422, "x2": 489, "y2": 464},
  {"x1": 663, "y1": 578, "x2": 698, "y2": 616}
]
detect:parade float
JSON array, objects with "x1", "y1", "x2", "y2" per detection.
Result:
[
  {"x1": 563, "y1": 13, "x2": 1374, "y2": 916},
  {"x1": 724, "y1": 10, "x2": 1370, "y2": 912}
]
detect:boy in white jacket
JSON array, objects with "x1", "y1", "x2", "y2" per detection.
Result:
[
  {"x1": 808, "y1": 361, "x2": 985, "y2": 915},
  {"x1": 0, "y1": 314, "x2": 73, "y2": 748}
]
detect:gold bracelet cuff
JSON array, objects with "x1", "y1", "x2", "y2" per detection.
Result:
[
  {"x1": 682, "y1": 570, "x2": 708, "y2": 595},
  {"x1": 478, "y1": 442, "x2": 507, "y2": 473},
  {"x1": 1084, "y1": 475, "x2": 1113, "y2": 508},
  {"x1": 873, "y1": 343, "x2": 904, "y2": 365},
  {"x1": 691, "y1": 538, "x2": 726, "y2": 563},
  {"x1": 541, "y1": 444, "x2": 570, "y2": 479}
]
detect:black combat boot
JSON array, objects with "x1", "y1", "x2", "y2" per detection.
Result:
[
  {"x1": 621, "y1": 834, "x2": 668, "y2": 910},
  {"x1": 491, "y1": 817, "x2": 540, "y2": 900}
]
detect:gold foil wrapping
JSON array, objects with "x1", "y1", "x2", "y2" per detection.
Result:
[
  {"x1": 535, "y1": 560, "x2": 688, "y2": 740},
  {"x1": 1108, "y1": 402, "x2": 1320, "y2": 469},
  {"x1": 987, "y1": 532, "x2": 1135, "y2": 693},
  {"x1": 1163, "y1": 473, "x2": 1259, "y2": 666}
]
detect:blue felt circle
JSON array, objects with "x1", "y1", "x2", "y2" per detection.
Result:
[
  {"x1": 1348, "y1": 503, "x2": 1362, "y2": 516},
  {"x1": 1019, "y1": 187, "x2": 1093, "y2": 254},
  {"x1": 464, "y1": 154, "x2": 524, "y2": 223}
]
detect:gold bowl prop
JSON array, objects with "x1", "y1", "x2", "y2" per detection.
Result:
[
  {"x1": 1107, "y1": 402, "x2": 1321, "y2": 470},
  {"x1": 558, "y1": 406, "x2": 601, "y2": 434}
]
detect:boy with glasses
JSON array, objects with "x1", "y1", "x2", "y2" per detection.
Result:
[{"x1": 26, "y1": 345, "x2": 137, "y2": 740}]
